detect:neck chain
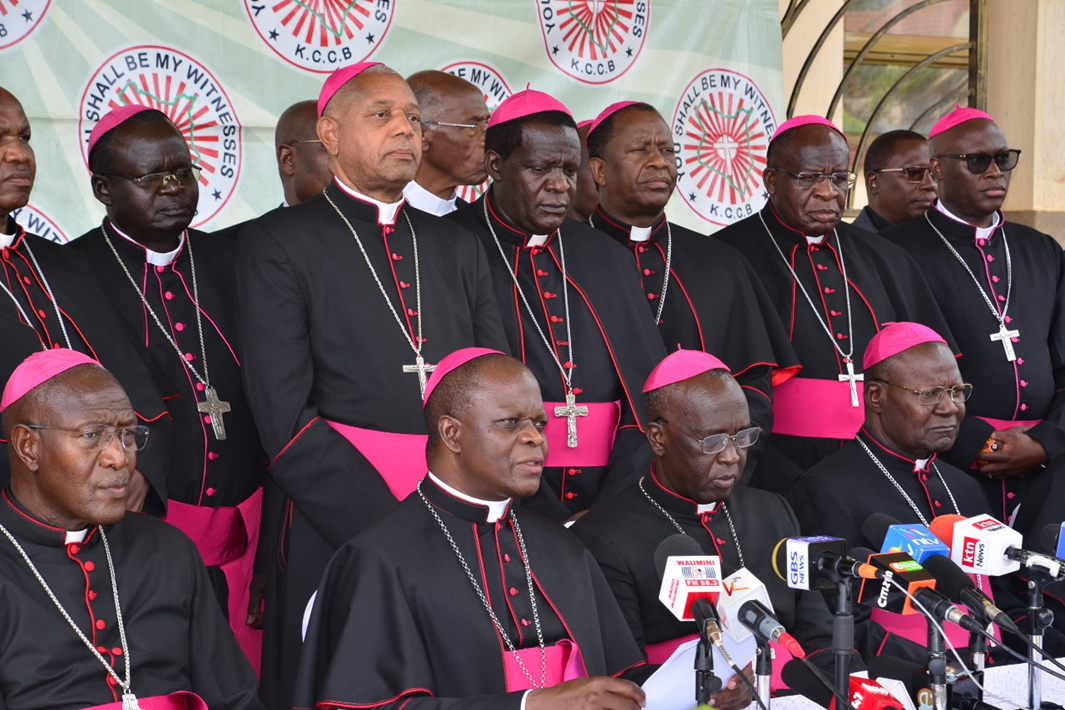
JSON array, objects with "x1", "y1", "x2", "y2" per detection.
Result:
[
  {"x1": 0, "y1": 523, "x2": 142, "y2": 710},
  {"x1": 101, "y1": 222, "x2": 230, "y2": 441},
  {"x1": 855, "y1": 434, "x2": 960, "y2": 526},
  {"x1": 589, "y1": 214, "x2": 672, "y2": 326},
  {"x1": 0, "y1": 236, "x2": 73, "y2": 349},
  {"x1": 417, "y1": 481, "x2": 547, "y2": 689},
  {"x1": 924, "y1": 213, "x2": 1018, "y2": 362},
  {"x1": 324, "y1": 191, "x2": 434, "y2": 397},
  {"x1": 638, "y1": 476, "x2": 745, "y2": 568}
]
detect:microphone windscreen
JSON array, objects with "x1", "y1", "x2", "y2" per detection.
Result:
[
  {"x1": 654, "y1": 534, "x2": 703, "y2": 581},
  {"x1": 850, "y1": 546, "x2": 877, "y2": 560},
  {"x1": 1040, "y1": 523, "x2": 1061, "y2": 555},
  {"x1": 863, "y1": 513, "x2": 903, "y2": 549},
  {"x1": 867, "y1": 654, "x2": 924, "y2": 701},
  {"x1": 928, "y1": 514, "x2": 966, "y2": 547},
  {"x1": 780, "y1": 658, "x2": 833, "y2": 707},
  {"x1": 919, "y1": 553, "x2": 973, "y2": 601}
]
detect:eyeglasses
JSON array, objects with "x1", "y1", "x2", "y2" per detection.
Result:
[
  {"x1": 292, "y1": 139, "x2": 324, "y2": 146},
  {"x1": 770, "y1": 166, "x2": 857, "y2": 192},
  {"x1": 422, "y1": 119, "x2": 490, "y2": 137},
  {"x1": 876, "y1": 381, "x2": 973, "y2": 407},
  {"x1": 934, "y1": 150, "x2": 1021, "y2": 174},
  {"x1": 874, "y1": 166, "x2": 931, "y2": 183},
  {"x1": 98, "y1": 165, "x2": 202, "y2": 191},
  {"x1": 24, "y1": 424, "x2": 150, "y2": 451},
  {"x1": 657, "y1": 420, "x2": 761, "y2": 455}
]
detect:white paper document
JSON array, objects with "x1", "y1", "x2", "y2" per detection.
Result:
[{"x1": 641, "y1": 635, "x2": 758, "y2": 710}]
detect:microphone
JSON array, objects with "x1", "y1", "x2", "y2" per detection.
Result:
[
  {"x1": 919, "y1": 553, "x2": 1020, "y2": 635},
  {"x1": 655, "y1": 535, "x2": 722, "y2": 622},
  {"x1": 851, "y1": 546, "x2": 937, "y2": 616},
  {"x1": 781, "y1": 659, "x2": 903, "y2": 709},
  {"x1": 867, "y1": 655, "x2": 930, "y2": 710},
  {"x1": 738, "y1": 599, "x2": 807, "y2": 659},
  {"x1": 911, "y1": 586, "x2": 986, "y2": 634},
  {"x1": 864, "y1": 513, "x2": 951, "y2": 564},
  {"x1": 930, "y1": 514, "x2": 1065, "y2": 579},
  {"x1": 1039, "y1": 522, "x2": 1065, "y2": 559},
  {"x1": 772, "y1": 536, "x2": 882, "y2": 590},
  {"x1": 692, "y1": 597, "x2": 736, "y2": 667},
  {"x1": 780, "y1": 658, "x2": 833, "y2": 707}
]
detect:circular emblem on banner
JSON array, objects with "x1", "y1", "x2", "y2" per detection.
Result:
[
  {"x1": 0, "y1": 0, "x2": 50, "y2": 53},
  {"x1": 12, "y1": 203, "x2": 69, "y2": 243},
  {"x1": 244, "y1": 0, "x2": 394, "y2": 74},
  {"x1": 439, "y1": 61, "x2": 512, "y2": 204},
  {"x1": 77, "y1": 45, "x2": 242, "y2": 229},
  {"x1": 672, "y1": 68, "x2": 776, "y2": 228},
  {"x1": 538, "y1": 0, "x2": 649, "y2": 85}
]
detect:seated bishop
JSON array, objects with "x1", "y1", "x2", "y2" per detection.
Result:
[
  {"x1": 0, "y1": 349, "x2": 261, "y2": 710},
  {"x1": 294, "y1": 348, "x2": 652, "y2": 710}
]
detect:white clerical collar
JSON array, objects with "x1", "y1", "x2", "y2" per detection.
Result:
[
  {"x1": 527, "y1": 234, "x2": 550, "y2": 247},
  {"x1": 110, "y1": 221, "x2": 184, "y2": 266},
  {"x1": 696, "y1": 502, "x2": 720, "y2": 515},
  {"x1": 934, "y1": 200, "x2": 1001, "y2": 241},
  {"x1": 403, "y1": 180, "x2": 458, "y2": 217},
  {"x1": 281, "y1": 200, "x2": 290, "y2": 208},
  {"x1": 914, "y1": 458, "x2": 930, "y2": 472},
  {"x1": 64, "y1": 528, "x2": 88, "y2": 544},
  {"x1": 0, "y1": 230, "x2": 14, "y2": 249},
  {"x1": 334, "y1": 178, "x2": 403, "y2": 225},
  {"x1": 805, "y1": 234, "x2": 826, "y2": 245},
  {"x1": 428, "y1": 472, "x2": 510, "y2": 522},
  {"x1": 630, "y1": 225, "x2": 653, "y2": 243}
]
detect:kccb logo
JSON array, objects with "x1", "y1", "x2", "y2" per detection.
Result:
[{"x1": 537, "y1": 0, "x2": 648, "y2": 84}]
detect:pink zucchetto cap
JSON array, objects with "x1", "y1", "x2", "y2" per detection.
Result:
[
  {"x1": 862, "y1": 322, "x2": 948, "y2": 371},
  {"x1": 317, "y1": 61, "x2": 382, "y2": 118},
  {"x1": 928, "y1": 104, "x2": 996, "y2": 139},
  {"x1": 587, "y1": 101, "x2": 642, "y2": 140},
  {"x1": 576, "y1": 119, "x2": 594, "y2": 131},
  {"x1": 87, "y1": 104, "x2": 155, "y2": 161},
  {"x1": 1, "y1": 349, "x2": 100, "y2": 412},
  {"x1": 486, "y1": 88, "x2": 572, "y2": 130},
  {"x1": 422, "y1": 347, "x2": 506, "y2": 407},
  {"x1": 643, "y1": 349, "x2": 731, "y2": 393},
  {"x1": 769, "y1": 115, "x2": 846, "y2": 147}
]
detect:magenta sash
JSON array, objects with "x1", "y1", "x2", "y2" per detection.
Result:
[
  {"x1": 645, "y1": 634, "x2": 792, "y2": 692},
  {"x1": 772, "y1": 377, "x2": 864, "y2": 439},
  {"x1": 543, "y1": 401, "x2": 620, "y2": 468},
  {"x1": 975, "y1": 416, "x2": 1043, "y2": 431},
  {"x1": 163, "y1": 489, "x2": 262, "y2": 674},
  {"x1": 82, "y1": 691, "x2": 208, "y2": 710},
  {"x1": 503, "y1": 640, "x2": 587, "y2": 692},
  {"x1": 870, "y1": 573, "x2": 1000, "y2": 648},
  {"x1": 325, "y1": 421, "x2": 428, "y2": 500}
]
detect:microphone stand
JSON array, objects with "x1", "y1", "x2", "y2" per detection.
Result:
[
  {"x1": 1025, "y1": 571, "x2": 1056, "y2": 710},
  {"x1": 754, "y1": 636, "x2": 772, "y2": 708},
  {"x1": 926, "y1": 616, "x2": 950, "y2": 710},
  {"x1": 967, "y1": 619, "x2": 987, "y2": 702},
  {"x1": 833, "y1": 577, "x2": 855, "y2": 700},
  {"x1": 694, "y1": 634, "x2": 721, "y2": 707}
]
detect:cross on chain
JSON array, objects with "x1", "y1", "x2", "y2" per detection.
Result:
[
  {"x1": 989, "y1": 323, "x2": 1020, "y2": 362},
  {"x1": 838, "y1": 359, "x2": 864, "y2": 408},
  {"x1": 403, "y1": 355, "x2": 436, "y2": 398},
  {"x1": 196, "y1": 387, "x2": 231, "y2": 440},
  {"x1": 553, "y1": 391, "x2": 588, "y2": 448}
]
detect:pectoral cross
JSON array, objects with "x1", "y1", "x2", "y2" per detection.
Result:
[
  {"x1": 989, "y1": 322, "x2": 1020, "y2": 362},
  {"x1": 554, "y1": 391, "x2": 588, "y2": 448},
  {"x1": 403, "y1": 355, "x2": 436, "y2": 398},
  {"x1": 838, "y1": 359, "x2": 864, "y2": 407},
  {"x1": 122, "y1": 691, "x2": 144, "y2": 710},
  {"x1": 196, "y1": 387, "x2": 231, "y2": 440}
]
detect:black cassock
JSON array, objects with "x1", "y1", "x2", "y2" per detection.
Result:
[
  {"x1": 237, "y1": 181, "x2": 508, "y2": 709},
  {"x1": 71, "y1": 224, "x2": 264, "y2": 631},
  {"x1": 589, "y1": 206, "x2": 801, "y2": 483},
  {"x1": 572, "y1": 470, "x2": 838, "y2": 675},
  {"x1": 293, "y1": 476, "x2": 649, "y2": 710},
  {"x1": 884, "y1": 208, "x2": 1065, "y2": 525},
  {"x1": 0, "y1": 219, "x2": 171, "y2": 510},
  {"x1": 451, "y1": 194, "x2": 666, "y2": 521},
  {"x1": 716, "y1": 206, "x2": 955, "y2": 480},
  {"x1": 0, "y1": 490, "x2": 260, "y2": 710}
]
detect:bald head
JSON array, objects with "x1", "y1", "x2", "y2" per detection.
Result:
[
  {"x1": 425, "y1": 353, "x2": 515, "y2": 449},
  {"x1": 275, "y1": 100, "x2": 318, "y2": 149},
  {"x1": 0, "y1": 87, "x2": 35, "y2": 222},
  {"x1": 274, "y1": 100, "x2": 332, "y2": 205}
]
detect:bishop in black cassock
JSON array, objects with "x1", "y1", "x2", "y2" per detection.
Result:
[
  {"x1": 451, "y1": 89, "x2": 665, "y2": 522},
  {"x1": 74, "y1": 106, "x2": 266, "y2": 666},
  {"x1": 883, "y1": 107, "x2": 1065, "y2": 529},
  {"x1": 715, "y1": 116, "x2": 955, "y2": 481},
  {"x1": 584, "y1": 101, "x2": 800, "y2": 483},
  {"x1": 294, "y1": 350, "x2": 649, "y2": 710},
  {"x1": 237, "y1": 64, "x2": 508, "y2": 709}
]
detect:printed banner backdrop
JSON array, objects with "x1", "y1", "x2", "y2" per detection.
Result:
[{"x1": 1, "y1": 0, "x2": 783, "y2": 241}]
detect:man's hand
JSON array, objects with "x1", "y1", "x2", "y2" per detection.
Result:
[
  {"x1": 710, "y1": 664, "x2": 755, "y2": 710},
  {"x1": 976, "y1": 426, "x2": 1047, "y2": 479},
  {"x1": 526, "y1": 676, "x2": 645, "y2": 710},
  {"x1": 125, "y1": 469, "x2": 150, "y2": 512},
  {"x1": 246, "y1": 572, "x2": 267, "y2": 629}
]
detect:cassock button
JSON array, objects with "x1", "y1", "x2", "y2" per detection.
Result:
[
  {"x1": 23, "y1": 276, "x2": 31, "y2": 285},
  {"x1": 175, "y1": 322, "x2": 185, "y2": 331},
  {"x1": 95, "y1": 619, "x2": 106, "y2": 630},
  {"x1": 391, "y1": 252, "x2": 403, "y2": 261},
  {"x1": 920, "y1": 474, "x2": 928, "y2": 482},
  {"x1": 573, "y1": 387, "x2": 582, "y2": 395},
  {"x1": 1017, "y1": 358, "x2": 1024, "y2": 365},
  {"x1": 208, "y1": 452, "x2": 219, "y2": 460},
  {"x1": 204, "y1": 415, "x2": 212, "y2": 424},
  {"x1": 521, "y1": 618, "x2": 531, "y2": 627},
  {"x1": 647, "y1": 293, "x2": 656, "y2": 300},
  {"x1": 824, "y1": 287, "x2": 835, "y2": 294},
  {"x1": 107, "y1": 675, "x2": 118, "y2": 687},
  {"x1": 156, "y1": 265, "x2": 165, "y2": 273},
  {"x1": 504, "y1": 553, "x2": 511, "y2": 562},
  {"x1": 407, "y1": 308, "x2": 417, "y2": 316},
  {"x1": 196, "y1": 383, "x2": 205, "y2": 392},
  {"x1": 97, "y1": 646, "x2": 108, "y2": 654},
  {"x1": 112, "y1": 647, "x2": 122, "y2": 656},
  {"x1": 165, "y1": 291, "x2": 174, "y2": 300},
  {"x1": 68, "y1": 544, "x2": 80, "y2": 555},
  {"x1": 997, "y1": 295, "x2": 1006, "y2": 302},
  {"x1": 978, "y1": 239, "x2": 987, "y2": 247},
  {"x1": 567, "y1": 468, "x2": 578, "y2": 476},
  {"x1": 37, "y1": 309, "x2": 46, "y2": 319},
  {"x1": 88, "y1": 590, "x2": 97, "y2": 600},
  {"x1": 992, "y1": 275, "x2": 1000, "y2": 283},
  {"x1": 1021, "y1": 404, "x2": 1029, "y2": 411},
  {"x1": 543, "y1": 291, "x2": 555, "y2": 299},
  {"x1": 643, "y1": 269, "x2": 652, "y2": 276},
  {"x1": 830, "y1": 310, "x2": 841, "y2": 317},
  {"x1": 987, "y1": 255, "x2": 994, "y2": 262},
  {"x1": 1007, "y1": 492, "x2": 1017, "y2": 500},
  {"x1": 537, "y1": 270, "x2": 549, "y2": 277},
  {"x1": 509, "y1": 587, "x2": 519, "y2": 596},
  {"x1": 716, "y1": 538, "x2": 726, "y2": 545},
  {"x1": 400, "y1": 281, "x2": 410, "y2": 289},
  {"x1": 84, "y1": 561, "x2": 95, "y2": 572},
  {"x1": 816, "y1": 264, "x2": 828, "y2": 271},
  {"x1": 1021, "y1": 380, "x2": 1028, "y2": 387},
  {"x1": 185, "y1": 353, "x2": 194, "y2": 361},
  {"x1": 550, "y1": 316, "x2": 562, "y2": 323},
  {"x1": 1004, "y1": 315, "x2": 1012, "y2": 323},
  {"x1": 563, "y1": 361, "x2": 573, "y2": 369},
  {"x1": 53, "y1": 343, "x2": 61, "y2": 349},
  {"x1": 565, "y1": 492, "x2": 576, "y2": 500},
  {"x1": 206, "y1": 487, "x2": 217, "y2": 496},
  {"x1": 934, "y1": 501, "x2": 942, "y2": 508}
]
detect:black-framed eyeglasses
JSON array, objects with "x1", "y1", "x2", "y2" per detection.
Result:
[
  {"x1": 934, "y1": 150, "x2": 1021, "y2": 174},
  {"x1": 291, "y1": 139, "x2": 324, "y2": 146},
  {"x1": 422, "y1": 119, "x2": 489, "y2": 137},
  {"x1": 24, "y1": 424, "x2": 150, "y2": 451},
  {"x1": 874, "y1": 166, "x2": 931, "y2": 183},
  {"x1": 97, "y1": 165, "x2": 202, "y2": 191},
  {"x1": 769, "y1": 165, "x2": 857, "y2": 192},
  {"x1": 657, "y1": 419, "x2": 761, "y2": 455},
  {"x1": 875, "y1": 381, "x2": 973, "y2": 407}
]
